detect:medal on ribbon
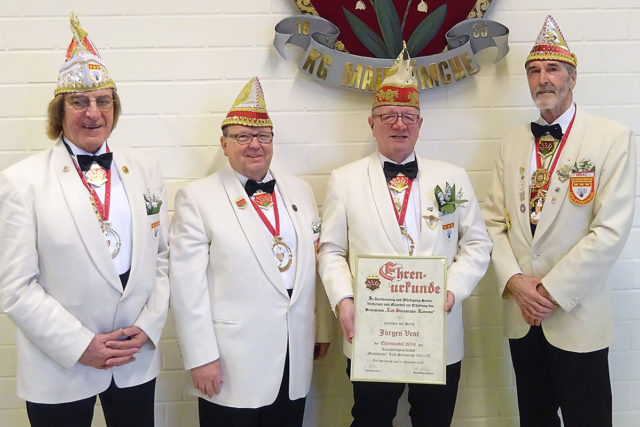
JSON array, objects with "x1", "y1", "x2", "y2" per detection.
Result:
[
  {"x1": 529, "y1": 112, "x2": 576, "y2": 226},
  {"x1": 102, "y1": 221, "x2": 122, "y2": 258},
  {"x1": 537, "y1": 135, "x2": 557, "y2": 159},
  {"x1": 272, "y1": 236, "x2": 293, "y2": 272},
  {"x1": 85, "y1": 163, "x2": 108, "y2": 187},
  {"x1": 387, "y1": 178, "x2": 415, "y2": 256},
  {"x1": 388, "y1": 175, "x2": 409, "y2": 193},
  {"x1": 72, "y1": 146, "x2": 120, "y2": 259},
  {"x1": 250, "y1": 189, "x2": 293, "y2": 272},
  {"x1": 253, "y1": 191, "x2": 273, "y2": 210},
  {"x1": 531, "y1": 168, "x2": 550, "y2": 190}
]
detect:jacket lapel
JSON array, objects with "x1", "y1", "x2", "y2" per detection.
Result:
[
  {"x1": 53, "y1": 140, "x2": 121, "y2": 292},
  {"x1": 534, "y1": 109, "x2": 586, "y2": 239},
  {"x1": 368, "y1": 154, "x2": 406, "y2": 254},
  {"x1": 111, "y1": 145, "x2": 147, "y2": 297},
  {"x1": 221, "y1": 168, "x2": 287, "y2": 297},
  {"x1": 415, "y1": 157, "x2": 441, "y2": 256},
  {"x1": 514, "y1": 131, "x2": 536, "y2": 245}
]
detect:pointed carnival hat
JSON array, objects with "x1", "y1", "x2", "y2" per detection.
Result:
[
  {"x1": 221, "y1": 77, "x2": 273, "y2": 128},
  {"x1": 526, "y1": 15, "x2": 577, "y2": 68},
  {"x1": 372, "y1": 41, "x2": 419, "y2": 109},
  {"x1": 55, "y1": 13, "x2": 116, "y2": 95}
]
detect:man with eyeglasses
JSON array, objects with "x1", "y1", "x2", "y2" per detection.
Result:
[
  {"x1": 318, "y1": 45, "x2": 491, "y2": 427},
  {"x1": 170, "y1": 76, "x2": 331, "y2": 427},
  {"x1": 0, "y1": 15, "x2": 169, "y2": 427}
]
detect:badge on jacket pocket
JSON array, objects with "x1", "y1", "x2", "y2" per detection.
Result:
[{"x1": 442, "y1": 222, "x2": 455, "y2": 240}]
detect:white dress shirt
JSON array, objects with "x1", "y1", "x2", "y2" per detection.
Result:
[{"x1": 64, "y1": 137, "x2": 132, "y2": 275}]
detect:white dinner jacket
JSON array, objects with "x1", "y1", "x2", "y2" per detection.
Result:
[
  {"x1": 170, "y1": 167, "x2": 322, "y2": 408},
  {"x1": 484, "y1": 108, "x2": 636, "y2": 352},
  {"x1": 318, "y1": 153, "x2": 491, "y2": 365},
  {"x1": 0, "y1": 139, "x2": 170, "y2": 403}
]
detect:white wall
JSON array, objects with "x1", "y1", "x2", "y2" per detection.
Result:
[{"x1": 0, "y1": 1, "x2": 639, "y2": 426}]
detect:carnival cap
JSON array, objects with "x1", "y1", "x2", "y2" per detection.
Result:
[
  {"x1": 372, "y1": 41, "x2": 419, "y2": 110},
  {"x1": 222, "y1": 77, "x2": 273, "y2": 128},
  {"x1": 526, "y1": 15, "x2": 577, "y2": 68},
  {"x1": 55, "y1": 13, "x2": 116, "y2": 95}
]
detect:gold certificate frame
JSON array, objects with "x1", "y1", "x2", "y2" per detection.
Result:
[{"x1": 351, "y1": 255, "x2": 447, "y2": 384}]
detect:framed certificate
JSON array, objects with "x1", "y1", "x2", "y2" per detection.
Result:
[{"x1": 350, "y1": 255, "x2": 447, "y2": 384}]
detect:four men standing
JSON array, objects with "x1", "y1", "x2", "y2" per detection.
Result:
[
  {"x1": 484, "y1": 16, "x2": 635, "y2": 427},
  {"x1": 0, "y1": 11, "x2": 635, "y2": 427}
]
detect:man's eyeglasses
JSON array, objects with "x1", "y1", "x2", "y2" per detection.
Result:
[
  {"x1": 372, "y1": 113, "x2": 420, "y2": 125},
  {"x1": 226, "y1": 133, "x2": 274, "y2": 145},
  {"x1": 67, "y1": 95, "x2": 115, "y2": 112}
]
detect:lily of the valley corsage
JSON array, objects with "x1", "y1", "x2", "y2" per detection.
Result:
[
  {"x1": 434, "y1": 182, "x2": 467, "y2": 215},
  {"x1": 144, "y1": 192, "x2": 163, "y2": 215}
]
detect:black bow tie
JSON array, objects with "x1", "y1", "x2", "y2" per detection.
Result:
[
  {"x1": 76, "y1": 153, "x2": 113, "y2": 172},
  {"x1": 383, "y1": 160, "x2": 418, "y2": 180},
  {"x1": 245, "y1": 179, "x2": 276, "y2": 196},
  {"x1": 530, "y1": 122, "x2": 563, "y2": 140}
]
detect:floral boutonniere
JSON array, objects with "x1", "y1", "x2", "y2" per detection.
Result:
[
  {"x1": 434, "y1": 182, "x2": 468, "y2": 215},
  {"x1": 572, "y1": 159, "x2": 595, "y2": 172},
  {"x1": 144, "y1": 191, "x2": 163, "y2": 215}
]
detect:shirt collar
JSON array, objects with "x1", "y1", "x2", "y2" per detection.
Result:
[
  {"x1": 538, "y1": 103, "x2": 576, "y2": 134},
  {"x1": 62, "y1": 136, "x2": 108, "y2": 157}
]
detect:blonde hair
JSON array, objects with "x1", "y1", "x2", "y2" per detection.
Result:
[{"x1": 46, "y1": 89, "x2": 122, "y2": 140}]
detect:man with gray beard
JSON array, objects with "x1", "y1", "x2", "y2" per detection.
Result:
[{"x1": 484, "y1": 15, "x2": 635, "y2": 427}]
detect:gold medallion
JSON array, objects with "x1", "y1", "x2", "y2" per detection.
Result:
[
  {"x1": 531, "y1": 168, "x2": 550, "y2": 189},
  {"x1": 272, "y1": 236, "x2": 293, "y2": 272}
]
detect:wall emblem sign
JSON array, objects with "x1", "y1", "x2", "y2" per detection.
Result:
[{"x1": 274, "y1": 0, "x2": 509, "y2": 93}]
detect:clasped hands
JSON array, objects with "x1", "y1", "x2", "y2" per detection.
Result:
[
  {"x1": 506, "y1": 273, "x2": 556, "y2": 326},
  {"x1": 78, "y1": 326, "x2": 149, "y2": 369}
]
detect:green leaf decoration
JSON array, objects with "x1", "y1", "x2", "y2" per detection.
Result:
[
  {"x1": 434, "y1": 185, "x2": 444, "y2": 205},
  {"x1": 373, "y1": 0, "x2": 403, "y2": 58},
  {"x1": 407, "y1": 4, "x2": 447, "y2": 57},
  {"x1": 343, "y1": 6, "x2": 391, "y2": 58},
  {"x1": 441, "y1": 204, "x2": 455, "y2": 214}
]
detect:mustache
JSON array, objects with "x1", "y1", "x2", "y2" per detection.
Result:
[{"x1": 534, "y1": 85, "x2": 556, "y2": 96}]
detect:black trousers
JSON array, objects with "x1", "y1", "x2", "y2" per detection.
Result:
[
  {"x1": 198, "y1": 350, "x2": 305, "y2": 427},
  {"x1": 26, "y1": 377, "x2": 155, "y2": 427},
  {"x1": 509, "y1": 326, "x2": 612, "y2": 427},
  {"x1": 347, "y1": 358, "x2": 461, "y2": 427}
]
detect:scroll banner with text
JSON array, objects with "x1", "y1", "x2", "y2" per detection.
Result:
[{"x1": 274, "y1": 15, "x2": 509, "y2": 93}]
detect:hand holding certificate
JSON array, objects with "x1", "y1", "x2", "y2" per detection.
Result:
[{"x1": 351, "y1": 255, "x2": 447, "y2": 384}]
